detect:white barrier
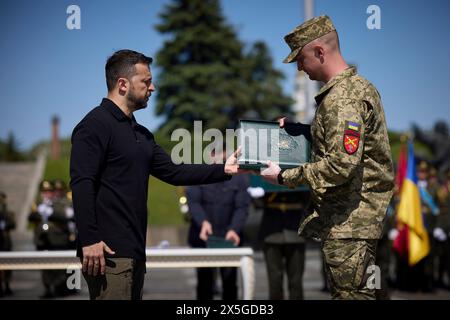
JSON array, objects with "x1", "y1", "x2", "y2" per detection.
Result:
[{"x1": 0, "y1": 247, "x2": 255, "y2": 299}]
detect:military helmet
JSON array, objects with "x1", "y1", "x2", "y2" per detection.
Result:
[
  {"x1": 39, "y1": 180, "x2": 54, "y2": 192},
  {"x1": 418, "y1": 161, "x2": 428, "y2": 172},
  {"x1": 53, "y1": 179, "x2": 67, "y2": 192},
  {"x1": 429, "y1": 167, "x2": 438, "y2": 178}
]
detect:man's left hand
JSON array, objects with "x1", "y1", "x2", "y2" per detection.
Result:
[
  {"x1": 225, "y1": 230, "x2": 240, "y2": 246},
  {"x1": 260, "y1": 160, "x2": 281, "y2": 185}
]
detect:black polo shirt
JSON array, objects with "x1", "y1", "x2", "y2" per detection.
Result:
[{"x1": 70, "y1": 98, "x2": 230, "y2": 261}]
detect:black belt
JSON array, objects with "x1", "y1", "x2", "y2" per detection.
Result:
[{"x1": 266, "y1": 203, "x2": 303, "y2": 212}]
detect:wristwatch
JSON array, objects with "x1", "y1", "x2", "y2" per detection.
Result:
[{"x1": 277, "y1": 169, "x2": 286, "y2": 185}]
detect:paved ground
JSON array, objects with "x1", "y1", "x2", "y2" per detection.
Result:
[{"x1": 2, "y1": 244, "x2": 450, "y2": 300}]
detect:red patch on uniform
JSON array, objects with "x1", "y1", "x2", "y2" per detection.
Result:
[{"x1": 343, "y1": 129, "x2": 360, "y2": 155}]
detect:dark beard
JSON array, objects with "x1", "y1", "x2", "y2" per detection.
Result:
[{"x1": 127, "y1": 89, "x2": 148, "y2": 111}]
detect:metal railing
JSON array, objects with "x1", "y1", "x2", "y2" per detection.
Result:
[{"x1": 0, "y1": 247, "x2": 255, "y2": 299}]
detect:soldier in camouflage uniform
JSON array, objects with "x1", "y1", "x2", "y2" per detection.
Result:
[
  {"x1": 0, "y1": 191, "x2": 16, "y2": 296},
  {"x1": 435, "y1": 171, "x2": 450, "y2": 289},
  {"x1": 261, "y1": 15, "x2": 394, "y2": 299}
]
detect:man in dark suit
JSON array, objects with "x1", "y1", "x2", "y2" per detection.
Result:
[
  {"x1": 70, "y1": 50, "x2": 241, "y2": 300},
  {"x1": 186, "y1": 148, "x2": 251, "y2": 300}
]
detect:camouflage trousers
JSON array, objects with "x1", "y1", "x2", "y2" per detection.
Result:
[{"x1": 321, "y1": 239, "x2": 377, "y2": 300}]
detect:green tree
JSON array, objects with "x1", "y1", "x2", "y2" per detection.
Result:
[
  {"x1": 241, "y1": 41, "x2": 293, "y2": 120},
  {"x1": 154, "y1": 0, "x2": 292, "y2": 140},
  {"x1": 0, "y1": 132, "x2": 24, "y2": 162}
]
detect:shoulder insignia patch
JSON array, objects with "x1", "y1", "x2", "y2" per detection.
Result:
[{"x1": 343, "y1": 121, "x2": 361, "y2": 155}]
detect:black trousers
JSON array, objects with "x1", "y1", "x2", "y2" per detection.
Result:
[
  {"x1": 263, "y1": 242, "x2": 305, "y2": 300},
  {"x1": 196, "y1": 267, "x2": 238, "y2": 300}
]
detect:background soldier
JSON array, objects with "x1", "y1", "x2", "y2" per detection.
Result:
[
  {"x1": 53, "y1": 180, "x2": 76, "y2": 249},
  {"x1": 417, "y1": 161, "x2": 439, "y2": 292},
  {"x1": 435, "y1": 171, "x2": 450, "y2": 289},
  {"x1": 28, "y1": 180, "x2": 73, "y2": 298},
  {"x1": 0, "y1": 191, "x2": 16, "y2": 297},
  {"x1": 376, "y1": 195, "x2": 397, "y2": 300},
  {"x1": 413, "y1": 121, "x2": 450, "y2": 178},
  {"x1": 258, "y1": 189, "x2": 309, "y2": 299}
]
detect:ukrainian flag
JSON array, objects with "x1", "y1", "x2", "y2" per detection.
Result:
[
  {"x1": 396, "y1": 141, "x2": 430, "y2": 265},
  {"x1": 347, "y1": 122, "x2": 359, "y2": 131}
]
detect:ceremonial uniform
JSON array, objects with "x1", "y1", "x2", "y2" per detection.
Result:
[
  {"x1": 28, "y1": 181, "x2": 74, "y2": 298},
  {"x1": 259, "y1": 191, "x2": 309, "y2": 300}
]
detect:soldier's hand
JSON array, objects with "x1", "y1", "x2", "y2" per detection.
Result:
[
  {"x1": 278, "y1": 117, "x2": 293, "y2": 128},
  {"x1": 82, "y1": 241, "x2": 115, "y2": 276},
  {"x1": 260, "y1": 160, "x2": 281, "y2": 185},
  {"x1": 225, "y1": 230, "x2": 240, "y2": 246},
  {"x1": 199, "y1": 220, "x2": 213, "y2": 241}
]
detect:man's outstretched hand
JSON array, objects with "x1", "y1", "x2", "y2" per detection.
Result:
[{"x1": 224, "y1": 146, "x2": 252, "y2": 175}]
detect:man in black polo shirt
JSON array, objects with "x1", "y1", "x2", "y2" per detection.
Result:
[{"x1": 70, "y1": 50, "x2": 240, "y2": 300}]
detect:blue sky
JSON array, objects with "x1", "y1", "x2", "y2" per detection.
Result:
[{"x1": 0, "y1": 0, "x2": 449, "y2": 149}]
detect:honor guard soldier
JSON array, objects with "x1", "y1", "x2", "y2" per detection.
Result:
[{"x1": 258, "y1": 189, "x2": 309, "y2": 299}]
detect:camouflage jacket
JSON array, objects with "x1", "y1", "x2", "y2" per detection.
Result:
[{"x1": 282, "y1": 67, "x2": 394, "y2": 240}]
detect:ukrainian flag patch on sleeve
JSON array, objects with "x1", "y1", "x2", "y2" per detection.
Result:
[
  {"x1": 343, "y1": 121, "x2": 361, "y2": 155},
  {"x1": 346, "y1": 121, "x2": 361, "y2": 132}
]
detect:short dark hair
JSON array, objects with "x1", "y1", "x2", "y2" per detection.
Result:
[{"x1": 105, "y1": 49, "x2": 153, "y2": 92}]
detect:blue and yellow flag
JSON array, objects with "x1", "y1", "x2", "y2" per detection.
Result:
[{"x1": 396, "y1": 141, "x2": 430, "y2": 265}]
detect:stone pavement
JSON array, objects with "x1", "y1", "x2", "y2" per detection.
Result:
[{"x1": 2, "y1": 245, "x2": 450, "y2": 300}]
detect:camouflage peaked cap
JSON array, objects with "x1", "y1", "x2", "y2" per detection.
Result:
[{"x1": 283, "y1": 15, "x2": 336, "y2": 63}]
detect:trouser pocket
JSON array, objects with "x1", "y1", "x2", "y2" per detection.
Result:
[
  {"x1": 84, "y1": 258, "x2": 133, "y2": 300},
  {"x1": 322, "y1": 239, "x2": 376, "y2": 292}
]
